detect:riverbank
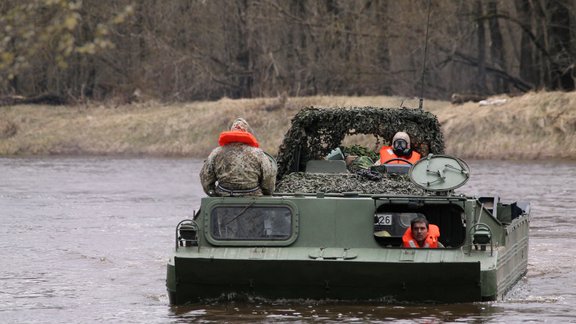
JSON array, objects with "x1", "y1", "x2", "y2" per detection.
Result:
[{"x1": 1, "y1": 91, "x2": 575, "y2": 159}]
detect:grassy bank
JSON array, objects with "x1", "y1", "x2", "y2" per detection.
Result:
[{"x1": 1, "y1": 91, "x2": 575, "y2": 160}]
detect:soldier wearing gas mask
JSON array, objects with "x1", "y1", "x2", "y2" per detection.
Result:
[{"x1": 376, "y1": 131, "x2": 421, "y2": 165}]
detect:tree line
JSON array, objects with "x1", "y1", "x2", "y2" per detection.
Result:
[{"x1": 0, "y1": 0, "x2": 574, "y2": 103}]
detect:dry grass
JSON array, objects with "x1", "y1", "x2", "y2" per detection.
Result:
[
  {"x1": 429, "y1": 91, "x2": 576, "y2": 160},
  {"x1": 1, "y1": 92, "x2": 575, "y2": 160}
]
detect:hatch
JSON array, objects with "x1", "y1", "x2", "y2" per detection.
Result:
[{"x1": 409, "y1": 154, "x2": 470, "y2": 192}]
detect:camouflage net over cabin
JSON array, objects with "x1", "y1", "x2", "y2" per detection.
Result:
[
  {"x1": 276, "y1": 172, "x2": 427, "y2": 195},
  {"x1": 274, "y1": 106, "x2": 445, "y2": 194}
]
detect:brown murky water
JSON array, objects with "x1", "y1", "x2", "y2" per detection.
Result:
[{"x1": 1, "y1": 157, "x2": 574, "y2": 323}]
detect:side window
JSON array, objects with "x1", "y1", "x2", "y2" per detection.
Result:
[
  {"x1": 374, "y1": 203, "x2": 467, "y2": 248},
  {"x1": 210, "y1": 205, "x2": 292, "y2": 241}
]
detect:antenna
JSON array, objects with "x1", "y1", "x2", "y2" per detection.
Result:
[{"x1": 419, "y1": 0, "x2": 432, "y2": 110}]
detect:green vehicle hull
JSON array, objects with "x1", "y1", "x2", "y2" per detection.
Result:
[{"x1": 167, "y1": 194, "x2": 529, "y2": 304}]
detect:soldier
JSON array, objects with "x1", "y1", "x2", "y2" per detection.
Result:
[
  {"x1": 402, "y1": 216, "x2": 443, "y2": 248},
  {"x1": 200, "y1": 118, "x2": 276, "y2": 196},
  {"x1": 375, "y1": 131, "x2": 421, "y2": 165}
]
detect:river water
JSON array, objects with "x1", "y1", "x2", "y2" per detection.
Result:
[{"x1": 1, "y1": 157, "x2": 574, "y2": 323}]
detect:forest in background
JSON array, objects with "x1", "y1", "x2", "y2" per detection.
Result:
[{"x1": 1, "y1": 0, "x2": 575, "y2": 103}]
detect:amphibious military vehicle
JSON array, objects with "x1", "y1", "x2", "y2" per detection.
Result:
[{"x1": 166, "y1": 106, "x2": 530, "y2": 304}]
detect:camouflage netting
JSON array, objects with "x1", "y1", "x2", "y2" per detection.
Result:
[
  {"x1": 276, "y1": 106, "x2": 445, "y2": 180},
  {"x1": 276, "y1": 172, "x2": 427, "y2": 195}
]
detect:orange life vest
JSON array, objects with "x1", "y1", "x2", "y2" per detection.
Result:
[
  {"x1": 402, "y1": 224, "x2": 440, "y2": 248},
  {"x1": 379, "y1": 146, "x2": 421, "y2": 164},
  {"x1": 218, "y1": 130, "x2": 259, "y2": 148}
]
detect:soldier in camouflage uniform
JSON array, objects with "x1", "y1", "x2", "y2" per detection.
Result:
[{"x1": 200, "y1": 118, "x2": 276, "y2": 197}]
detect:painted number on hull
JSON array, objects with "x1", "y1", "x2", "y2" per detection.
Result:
[{"x1": 376, "y1": 214, "x2": 392, "y2": 225}]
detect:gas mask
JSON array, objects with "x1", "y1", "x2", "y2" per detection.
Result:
[{"x1": 392, "y1": 139, "x2": 411, "y2": 157}]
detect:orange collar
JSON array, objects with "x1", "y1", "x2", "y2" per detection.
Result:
[{"x1": 218, "y1": 130, "x2": 259, "y2": 147}]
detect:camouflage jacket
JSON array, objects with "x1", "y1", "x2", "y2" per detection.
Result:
[{"x1": 200, "y1": 143, "x2": 277, "y2": 196}]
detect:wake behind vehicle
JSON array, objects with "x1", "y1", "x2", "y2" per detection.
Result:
[{"x1": 166, "y1": 106, "x2": 530, "y2": 304}]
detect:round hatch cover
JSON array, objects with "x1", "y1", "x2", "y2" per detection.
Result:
[{"x1": 409, "y1": 155, "x2": 470, "y2": 191}]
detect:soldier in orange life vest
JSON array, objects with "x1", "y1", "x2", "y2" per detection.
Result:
[
  {"x1": 200, "y1": 118, "x2": 276, "y2": 197},
  {"x1": 402, "y1": 216, "x2": 443, "y2": 248},
  {"x1": 375, "y1": 131, "x2": 421, "y2": 165}
]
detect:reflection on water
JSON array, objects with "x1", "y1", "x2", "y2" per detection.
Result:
[
  {"x1": 1, "y1": 157, "x2": 575, "y2": 323},
  {"x1": 169, "y1": 300, "x2": 503, "y2": 323}
]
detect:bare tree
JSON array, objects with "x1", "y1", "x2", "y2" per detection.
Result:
[{"x1": 1, "y1": 0, "x2": 574, "y2": 102}]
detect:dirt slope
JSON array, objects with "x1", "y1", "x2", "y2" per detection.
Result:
[{"x1": 1, "y1": 91, "x2": 575, "y2": 160}]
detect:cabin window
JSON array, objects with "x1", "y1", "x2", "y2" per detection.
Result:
[
  {"x1": 373, "y1": 203, "x2": 466, "y2": 248},
  {"x1": 210, "y1": 205, "x2": 292, "y2": 241}
]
